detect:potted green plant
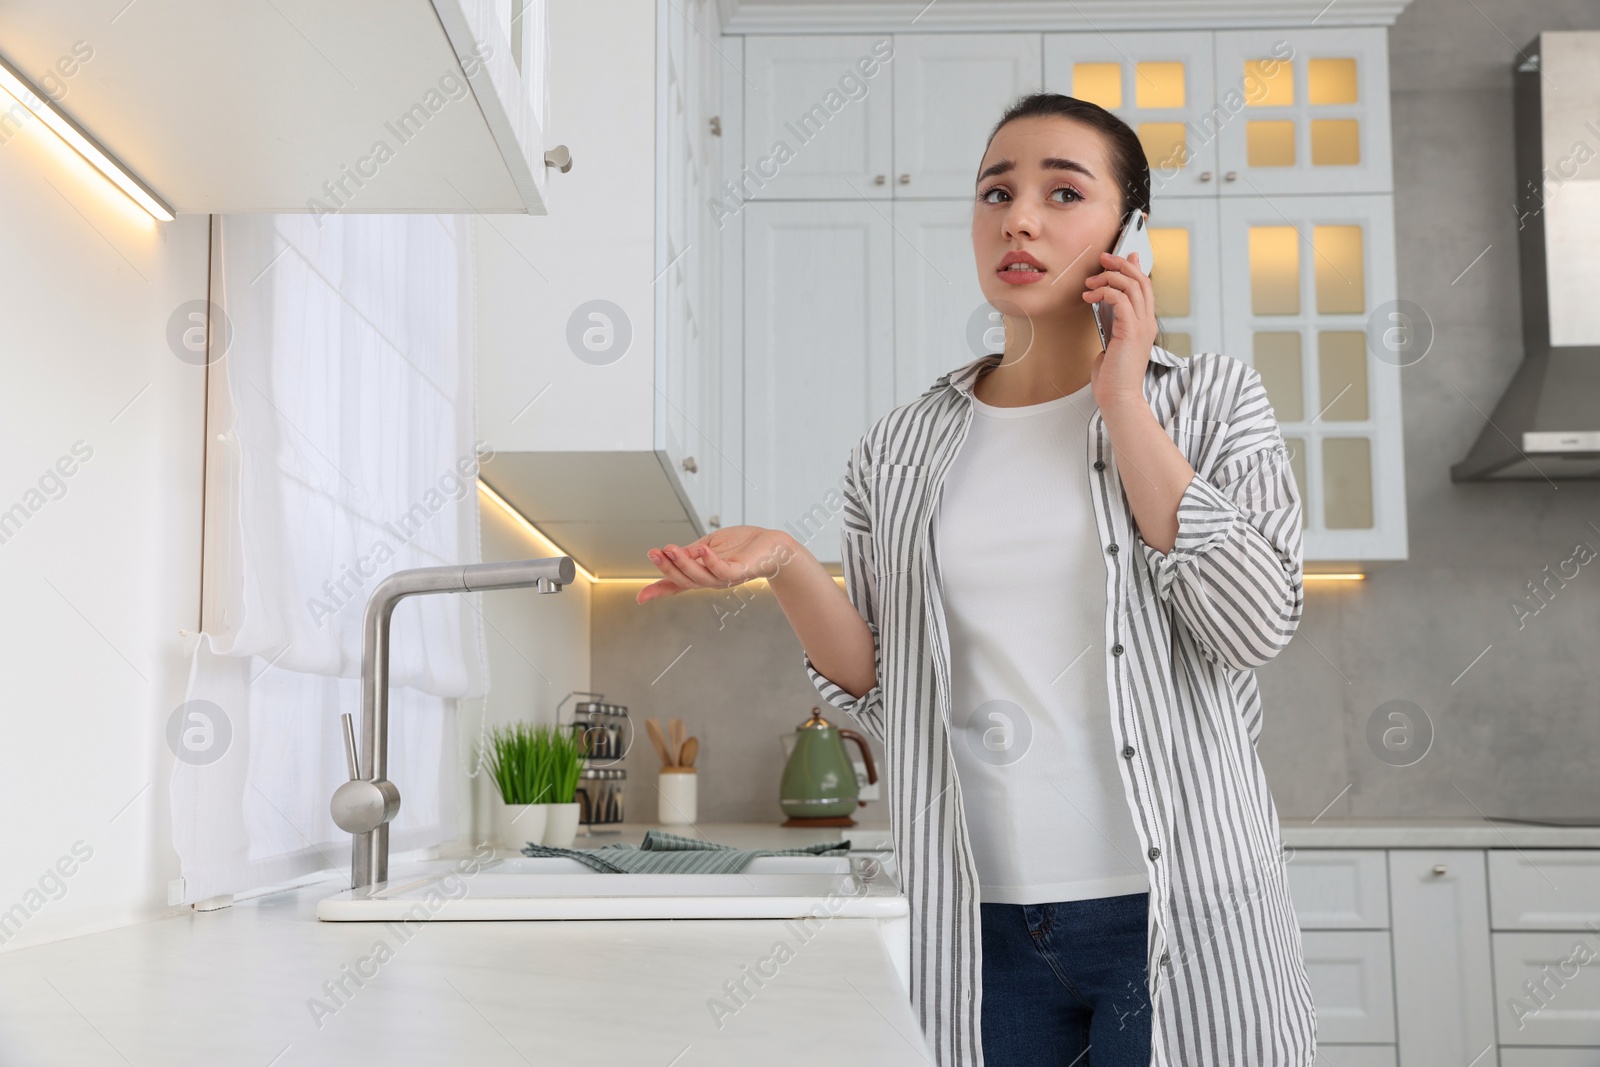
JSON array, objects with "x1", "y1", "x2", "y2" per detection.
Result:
[
  {"x1": 485, "y1": 722, "x2": 553, "y2": 850},
  {"x1": 541, "y1": 726, "x2": 587, "y2": 849}
]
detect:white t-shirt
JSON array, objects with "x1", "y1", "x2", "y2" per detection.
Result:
[{"x1": 935, "y1": 378, "x2": 1150, "y2": 905}]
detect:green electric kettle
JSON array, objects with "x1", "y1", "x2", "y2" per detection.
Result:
[{"x1": 779, "y1": 706, "x2": 879, "y2": 827}]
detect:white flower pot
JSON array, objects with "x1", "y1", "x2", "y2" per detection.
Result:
[
  {"x1": 542, "y1": 801, "x2": 581, "y2": 849},
  {"x1": 495, "y1": 801, "x2": 547, "y2": 851}
]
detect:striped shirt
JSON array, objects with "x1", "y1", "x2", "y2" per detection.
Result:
[{"x1": 803, "y1": 345, "x2": 1317, "y2": 1066}]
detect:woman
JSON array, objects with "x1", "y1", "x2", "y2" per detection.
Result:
[{"x1": 639, "y1": 93, "x2": 1316, "y2": 1067}]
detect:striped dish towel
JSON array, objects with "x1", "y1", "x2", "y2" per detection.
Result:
[{"x1": 520, "y1": 828, "x2": 851, "y2": 873}]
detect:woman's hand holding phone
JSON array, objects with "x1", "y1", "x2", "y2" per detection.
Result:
[
  {"x1": 637, "y1": 526, "x2": 799, "y2": 603},
  {"x1": 1083, "y1": 247, "x2": 1159, "y2": 407}
]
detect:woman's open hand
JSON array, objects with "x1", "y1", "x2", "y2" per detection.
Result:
[{"x1": 636, "y1": 525, "x2": 799, "y2": 603}]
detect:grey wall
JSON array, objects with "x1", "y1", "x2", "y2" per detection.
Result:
[{"x1": 594, "y1": 0, "x2": 1600, "y2": 826}]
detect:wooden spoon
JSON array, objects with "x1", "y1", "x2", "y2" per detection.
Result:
[
  {"x1": 669, "y1": 718, "x2": 685, "y2": 766},
  {"x1": 645, "y1": 718, "x2": 674, "y2": 767},
  {"x1": 678, "y1": 736, "x2": 698, "y2": 768}
]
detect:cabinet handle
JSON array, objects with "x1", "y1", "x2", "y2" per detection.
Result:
[
  {"x1": 708, "y1": 514, "x2": 721, "y2": 528},
  {"x1": 1432, "y1": 864, "x2": 1448, "y2": 876},
  {"x1": 874, "y1": 174, "x2": 886, "y2": 185},
  {"x1": 709, "y1": 116, "x2": 721, "y2": 137},
  {"x1": 899, "y1": 173, "x2": 910, "y2": 185},
  {"x1": 1199, "y1": 171, "x2": 1213, "y2": 182},
  {"x1": 1224, "y1": 170, "x2": 1238, "y2": 182},
  {"x1": 681, "y1": 456, "x2": 698, "y2": 474}
]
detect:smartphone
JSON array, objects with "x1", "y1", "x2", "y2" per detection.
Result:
[{"x1": 1092, "y1": 208, "x2": 1155, "y2": 351}]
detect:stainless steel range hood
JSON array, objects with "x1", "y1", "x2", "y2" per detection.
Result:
[{"x1": 1452, "y1": 31, "x2": 1600, "y2": 482}]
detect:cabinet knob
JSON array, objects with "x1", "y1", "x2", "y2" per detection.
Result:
[
  {"x1": 708, "y1": 514, "x2": 721, "y2": 528},
  {"x1": 1199, "y1": 171, "x2": 1213, "y2": 182},
  {"x1": 874, "y1": 174, "x2": 886, "y2": 185},
  {"x1": 899, "y1": 173, "x2": 910, "y2": 185},
  {"x1": 681, "y1": 456, "x2": 698, "y2": 474},
  {"x1": 544, "y1": 145, "x2": 572, "y2": 173},
  {"x1": 1224, "y1": 170, "x2": 1238, "y2": 182},
  {"x1": 1432, "y1": 864, "x2": 1448, "y2": 876},
  {"x1": 709, "y1": 116, "x2": 722, "y2": 137}
]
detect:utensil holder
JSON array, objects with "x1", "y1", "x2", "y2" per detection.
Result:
[{"x1": 658, "y1": 768, "x2": 697, "y2": 825}]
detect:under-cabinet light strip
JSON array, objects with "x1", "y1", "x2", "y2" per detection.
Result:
[
  {"x1": 0, "y1": 52, "x2": 174, "y2": 221},
  {"x1": 477, "y1": 481, "x2": 1366, "y2": 586},
  {"x1": 476, "y1": 479, "x2": 602, "y2": 584}
]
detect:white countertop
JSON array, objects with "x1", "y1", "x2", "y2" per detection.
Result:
[
  {"x1": 3, "y1": 817, "x2": 1594, "y2": 1064},
  {"x1": 1278, "y1": 816, "x2": 1600, "y2": 848},
  {"x1": 0, "y1": 825, "x2": 930, "y2": 1067}
]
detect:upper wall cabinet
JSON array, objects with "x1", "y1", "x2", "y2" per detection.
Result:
[
  {"x1": 1211, "y1": 28, "x2": 1393, "y2": 197},
  {"x1": 658, "y1": 0, "x2": 726, "y2": 531},
  {"x1": 1043, "y1": 32, "x2": 1219, "y2": 197},
  {"x1": 741, "y1": 34, "x2": 1040, "y2": 201},
  {"x1": 0, "y1": 0, "x2": 553, "y2": 213},
  {"x1": 891, "y1": 35, "x2": 1042, "y2": 198},
  {"x1": 1044, "y1": 27, "x2": 1393, "y2": 198},
  {"x1": 734, "y1": 24, "x2": 1409, "y2": 564},
  {"x1": 742, "y1": 36, "x2": 895, "y2": 199},
  {"x1": 475, "y1": 0, "x2": 726, "y2": 578}
]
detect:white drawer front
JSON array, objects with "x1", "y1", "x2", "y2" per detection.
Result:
[
  {"x1": 1287, "y1": 850, "x2": 1390, "y2": 929},
  {"x1": 1493, "y1": 932, "x2": 1600, "y2": 1046},
  {"x1": 1500, "y1": 1050, "x2": 1600, "y2": 1067},
  {"x1": 1490, "y1": 850, "x2": 1600, "y2": 930},
  {"x1": 1302, "y1": 930, "x2": 1396, "y2": 1043}
]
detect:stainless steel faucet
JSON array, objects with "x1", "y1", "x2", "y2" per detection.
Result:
[{"x1": 330, "y1": 557, "x2": 576, "y2": 888}]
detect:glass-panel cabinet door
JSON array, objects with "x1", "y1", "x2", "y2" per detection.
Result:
[
  {"x1": 1219, "y1": 194, "x2": 1407, "y2": 560},
  {"x1": 1212, "y1": 27, "x2": 1393, "y2": 196},
  {"x1": 1042, "y1": 32, "x2": 1219, "y2": 199},
  {"x1": 1143, "y1": 195, "x2": 1224, "y2": 359}
]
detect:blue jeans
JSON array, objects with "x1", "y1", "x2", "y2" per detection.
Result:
[{"x1": 980, "y1": 892, "x2": 1154, "y2": 1066}]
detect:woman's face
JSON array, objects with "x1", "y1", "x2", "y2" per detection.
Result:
[{"x1": 971, "y1": 115, "x2": 1126, "y2": 323}]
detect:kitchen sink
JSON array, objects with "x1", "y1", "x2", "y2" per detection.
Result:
[{"x1": 315, "y1": 851, "x2": 904, "y2": 922}]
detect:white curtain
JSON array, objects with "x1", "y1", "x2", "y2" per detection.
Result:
[{"x1": 171, "y1": 214, "x2": 486, "y2": 901}]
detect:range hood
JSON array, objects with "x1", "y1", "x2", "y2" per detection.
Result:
[{"x1": 1452, "y1": 31, "x2": 1600, "y2": 481}]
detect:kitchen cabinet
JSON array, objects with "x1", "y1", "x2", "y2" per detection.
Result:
[
  {"x1": 0, "y1": 0, "x2": 553, "y2": 213},
  {"x1": 1489, "y1": 850, "x2": 1600, "y2": 1051},
  {"x1": 891, "y1": 35, "x2": 1043, "y2": 198},
  {"x1": 1389, "y1": 850, "x2": 1499, "y2": 1067},
  {"x1": 742, "y1": 200, "x2": 895, "y2": 559},
  {"x1": 739, "y1": 33, "x2": 1040, "y2": 202},
  {"x1": 658, "y1": 0, "x2": 727, "y2": 532},
  {"x1": 1044, "y1": 26, "x2": 1407, "y2": 561},
  {"x1": 1218, "y1": 193, "x2": 1405, "y2": 559},
  {"x1": 1286, "y1": 844, "x2": 1600, "y2": 1063},
  {"x1": 476, "y1": 0, "x2": 727, "y2": 578},
  {"x1": 741, "y1": 35, "x2": 896, "y2": 200},
  {"x1": 732, "y1": 24, "x2": 1408, "y2": 566},
  {"x1": 1287, "y1": 850, "x2": 1399, "y2": 1060}
]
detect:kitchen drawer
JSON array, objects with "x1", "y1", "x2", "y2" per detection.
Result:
[
  {"x1": 1490, "y1": 850, "x2": 1600, "y2": 930},
  {"x1": 1287, "y1": 849, "x2": 1390, "y2": 929},
  {"x1": 1314, "y1": 1046, "x2": 1396, "y2": 1067},
  {"x1": 1301, "y1": 930, "x2": 1396, "y2": 1044},
  {"x1": 1500, "y1": 1050, "x2": 1600, "y2": 1066},
  {"x1": 1493, "y1": 932, "x2": 1600, "y2": 1046}
]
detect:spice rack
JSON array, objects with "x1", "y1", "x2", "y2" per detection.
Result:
[{"x1": 560, "y1": 691, "x2": 629, "y2": 837}]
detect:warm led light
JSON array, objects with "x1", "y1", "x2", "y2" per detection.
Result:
[
  {"x1": 1304, "y1": 572, "x2": 1365, "y2": 581},
  {"x1": 476, "y1": 479, "x2": 602, "y2": 584},
  {"x1": 0, "y1": 54, "x2": 174, "y2": 221}
]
